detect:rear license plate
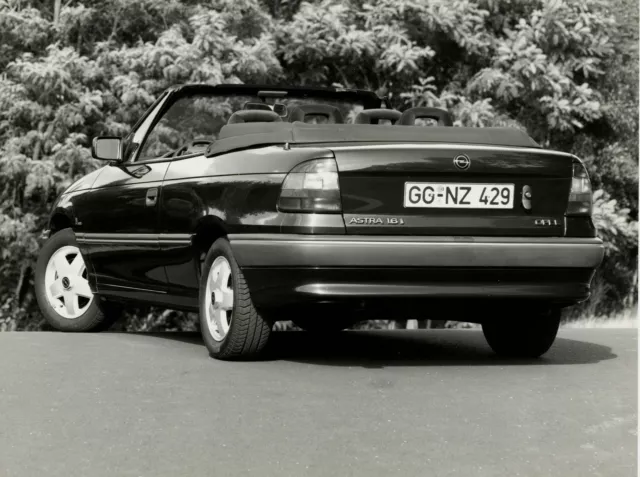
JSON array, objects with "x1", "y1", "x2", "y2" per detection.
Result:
[{"x1": 404, "y1": 182, "x2": 515, "y2": 209}]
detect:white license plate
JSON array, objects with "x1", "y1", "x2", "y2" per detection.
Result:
[{"x1": 404, "y1": 182, "x2": 515, "y2": 209}]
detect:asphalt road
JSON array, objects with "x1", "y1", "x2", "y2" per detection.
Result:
[{"x1": 0, "y1": 329, "x2": 636, "y2": 477}]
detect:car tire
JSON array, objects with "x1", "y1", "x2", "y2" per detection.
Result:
[
  {"x1": 481, "y1": 307, "x2": 561, "y2": 358},
  {"x1": 199, "y1": 238, "x2": 271, "y2": 360},
  {"x1": 35, "y1": 228, "x2": 121, "y2": 332}
]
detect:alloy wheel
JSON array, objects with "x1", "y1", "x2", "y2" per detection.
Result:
[
  {"x1": 204, "y1": 256, "x2": 234, "y2": 341},
  {"x1": 44, "y1": 246, "x2": 94, "y2": 319}
]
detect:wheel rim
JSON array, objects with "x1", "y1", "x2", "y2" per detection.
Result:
[
  {"x1": 204, "y1": 256, "x2": 234, "y2": 341},
  {"x1": 44, "y1": 245, "x2": 94, "y2": 319}
]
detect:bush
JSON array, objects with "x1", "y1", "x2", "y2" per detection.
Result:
[{"x1": 0, "y1": 0, "x2": 636, "y2": 330}]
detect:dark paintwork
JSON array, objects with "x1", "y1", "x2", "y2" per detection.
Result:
[
  {"x1": 43, "y1": 83, "x2": 604, "y2": 315},
  {"x1": 331, "y1": 145, "x2": 572, "y2": 236},
  {"x1": 227, "y1": 234, "x2": 605, "y2": 269},
  {"x1": 239, "y1": 267, "x2": 596, "y2": 312},
  {"x1": 205, "y1": 122, "x2": 542, "y2": 153},
  {"x1": 74, "y1": 161, "x2": 170, "y2": 293},
  {"x1": 228, "y1": 234, "x2": 603, "y2": 311}
]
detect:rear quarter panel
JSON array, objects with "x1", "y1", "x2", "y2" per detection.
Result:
[
  {"x1": 158, "y1": 146, "x2": 346, "y2": 297},
  {"x1": 160, "y1": 145, "x2": 346, "y2": 236}
]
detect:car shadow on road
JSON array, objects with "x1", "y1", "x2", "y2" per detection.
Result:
[{"x1": 139, "y1": 330, "x2": 617, "y2": 368}]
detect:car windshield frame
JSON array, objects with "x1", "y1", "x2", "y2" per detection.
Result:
[
  {"x1": 170, "y1": 83, "x2": 383, "y2": 110},
  {"x1": 128, "y1": 84, "x2": 383, "y2": 162}
]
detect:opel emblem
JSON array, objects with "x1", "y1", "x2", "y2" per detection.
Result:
[
  {"x1": 62, "y1": 277, "x2": 71, "y2": 289},
  {"x1": 453, "y1": 154, "x2": 470, "y2": 170}
]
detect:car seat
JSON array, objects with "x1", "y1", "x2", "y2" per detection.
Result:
[
  {"x1": 354, "y1": 109, "x2": 402, "y2": 125},
  {"x1": 227, "y1": 110, "x2": 283, "y2": 124},
  {"x1": 242, "y1": 102, "x2": 273, "y2": 111},
  {"x1": 398, "y1": 107, "x2": 453, "y2": 127},
  {"x1": 288, "y1": 104, "x2": 344, "y2": 124}
]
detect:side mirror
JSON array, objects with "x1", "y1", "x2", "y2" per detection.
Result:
[{"x1": 92, "y1": 137, "x2": 123, "y2": 162}]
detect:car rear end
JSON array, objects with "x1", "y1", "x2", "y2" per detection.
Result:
[{"x1": 229, "y1": 136, "x2": 604, "y2": 322}]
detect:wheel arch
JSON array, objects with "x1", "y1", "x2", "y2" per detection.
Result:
[
  {"x1": 192, "y1": 215, "x2": 229, "y2": 257},
  {"x1": 49, "y1": 210, "x2": 74, "y2": 234}
]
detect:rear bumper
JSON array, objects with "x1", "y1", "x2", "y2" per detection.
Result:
[
  {"x1": 230, "y1": 234, "x2": 604, "y2": 269},
  {"x1": 229, "y1": 234, "x2": 604, "y2": 309}
]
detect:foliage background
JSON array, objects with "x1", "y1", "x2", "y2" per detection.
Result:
[{"x1": 0, "y1": 0, "x2": 637, "y2": 331}]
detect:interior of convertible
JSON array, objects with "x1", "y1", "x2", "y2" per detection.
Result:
[{"x1": 135, "y1": 91, "x2": 453, "y2": 161}]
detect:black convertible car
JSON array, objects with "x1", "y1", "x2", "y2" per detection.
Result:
[{"x1": 35, "y1": 84, "x2": 604, "y2": 360}]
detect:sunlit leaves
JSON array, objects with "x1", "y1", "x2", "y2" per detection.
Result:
[
  {"x1": 399, "y1": 76, "x2": 439, "y2": 107},
  {"x1": 8, "y1": 45, "x2": 100, "y2": 106},
  {"x1": 0, "y1": 0, "x2": 636, "y2": 325},
  {"x1": 361, "y1": 0, "x2": 492, "y2": 55},
  {"x1": 0, "y1": 151, "x2": 30, "y2": 183},
  {"x1": 592, "y1": 189, "x2": 637, "y2": 253},
  {"x1": 0, "y1": 212, "x2": 39, "y2": 252},
  {"x1": 278, "y1": 0, "x2": 438, "y2": 87},
  {"x1": 451, "y1": 97, "x2": 496, "y2": 128},
  {"x1": 0, "y1": 0, "x2": 54, "y2": 70},
  {"x1": 581, "y1": 143, "x2": 639, "y2": 213},
  {"x1": 24, "y1": 158, "x2": 57, "y2": 200},
  {"x1": 463, "y1": 1, "x2": 614, "y2": 138}
]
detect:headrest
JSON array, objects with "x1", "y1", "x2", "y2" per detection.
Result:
[
  {"x1": 398, "y1": 107, "x2": 453, "y2": 127},
  {"x1": 227, "y1": 110, "x2": 283, "y2": 124},
  {"x1": 354, "y1": 108, "x2": 402, "y2": 125},
  {"x1": 243, "y1": 101, "x2": 272, "y2": 111},
  {"x1": 289, "y1": 104, "x2": 344, "y2": 124}
]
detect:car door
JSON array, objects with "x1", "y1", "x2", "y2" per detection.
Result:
[
  {"x1": 74, "y1": 93, "x2": 173, "y2": 296},
  {"x1": 151, "y1": 92, "x2": 241, "y2": 308}
]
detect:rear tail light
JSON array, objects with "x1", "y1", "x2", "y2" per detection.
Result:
[
  {"x1": 277, "y1": 158, "x2": 342, "y2": 213},
  {"x1": 565, "y1": 158, "x2": 593, "y2": 216}
]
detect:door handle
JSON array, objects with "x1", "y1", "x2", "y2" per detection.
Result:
[{"x1": 146, "y1": 187, "x2": 158, "y2": 207}]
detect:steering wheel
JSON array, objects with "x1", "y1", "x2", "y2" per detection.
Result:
[{"x1": 173, "y1": 139, "x2": 213, "y2": 157}]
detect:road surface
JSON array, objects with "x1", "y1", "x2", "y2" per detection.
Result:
[{"x1": 0, "y1": 329, "x2": 636, "y2": 477}]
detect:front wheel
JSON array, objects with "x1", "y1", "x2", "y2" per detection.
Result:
[
  {"x1": 35, "y1": 228, "x2": 121, "y2": 331},
  {"x1": 482, "y1": 307, "x2": 561, "y2": 358},
  {"x1": 199, "y1": 238, "x2": 271, "y2": 360}
]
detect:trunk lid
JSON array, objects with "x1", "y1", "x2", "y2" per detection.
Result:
[{"x1": 332, "y1": 145, "x2": 573, "y2": 237}]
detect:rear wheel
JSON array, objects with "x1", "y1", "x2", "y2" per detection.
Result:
[
  {"x1": 35, "y1": 228, "x2": 120, "y2": 331},
  {"x1": 482, "y1": 307, "x2": 561, "y2": 358},
  {"x1": 199, "y1": 238, "x2": 271, "y2": 360}
]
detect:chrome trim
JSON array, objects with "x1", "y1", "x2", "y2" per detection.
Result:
[
  {"x1": 78, "y1": 233, "x2": 155, "y2": 239},
  {"x1": 77, "y1": 233, "x2": 157, "y2": 244},
  {"x1": 228, "y1": 234, "x2": 601, "y2": 244},
  {"x1": 328, "y1": 143, "x2": 576, "y2": 158},
  {"x1": 80, "y1": 239, "x2": 158, "y2": 244},
  {"x1": 99, "y1": 283, "x2": 167, "y2": 294},
  {"x1": 453, "y1": 154, "x2": 470, "y2": 170},
  {"x1": 76, "y1": 233, "x2": 192, "y2": 245},
  {"x1": 158, "y1": 234, "x2": 192, "y2": 245},
  {"x1": 294, "y1": 282, "x2": 587, "y2": 299}
]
